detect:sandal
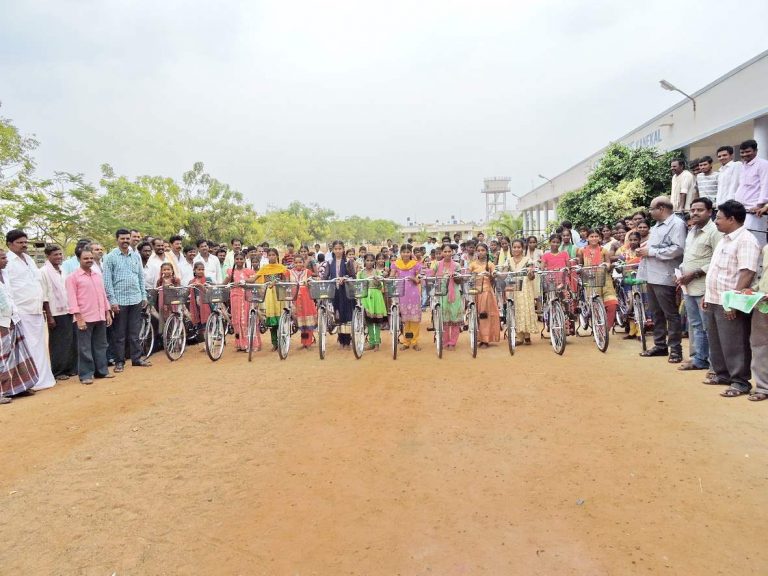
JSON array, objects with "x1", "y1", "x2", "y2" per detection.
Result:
[
  {"x1": 412, "y1": 344, "x2": 421, "y2": 351},
  {"x1": 748, "y1": 392, "x2": 768, "y2": 402},
  {"x1": 720, "y1": 388, "x2": 747, "y2": 398},
  {"x1": 677, "y1": 360, "x2": 706, "y2": 371},
  {"x1": 702, "y1": 376, "x2": 728, "y2": 385},
  {"x1": 668, "y1": 352, "x2": 683, "y2": 364},
  {"x1": 640, "y1": 346, "x2": 668, "y2": 358},
  {"x1": 399, "y1": 344, "x2": 410, "y2": 351},
  {"x1": 524, "y1": 337, "x2": 531, "y2": 345}
]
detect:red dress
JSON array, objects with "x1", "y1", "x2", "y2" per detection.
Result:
[
  {"x1": 228, "y1": 267, "x2": 258, "y2": 349},
  {"x1": 289, "y1": 268, "x2": 317, "y2": 346}
]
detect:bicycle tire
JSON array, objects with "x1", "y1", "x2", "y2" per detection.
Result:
[
  {"x1": 634, "y1": 293, "x2": 648, "y2": 352},
  {"x1": 139, "y1": 312, "x2": 154, "y2": 358},
  {"x1": 327, "y1": 305, "x2": 337, "y2": 334},
  {"x1": 434, "y1": 304, "x2": 443, "y2": 359},
  {"x1": 318, "y1": 305, "x2": 327, "y2": 360},
  {"x1": 578, "y1": 298, "x2": 590, "y2": 333},
  {"x1": 391, "y1": 304, "x2": 399, "y2": 360},
  {"x1": 247, "y1": 309, "x2": 257, "y2": 362},
  {"x1": 469, "y1": 303, "x2": 478, "y2": 358},
  {"x1": 205, "y1": 313, "x2": 226, "y2": 361},
  {"x1": 614, "y1": 282, "x2": 628, "y2": 329},
  {"x1": 591, "y1": 296, "x2": 609, "y2": 353},
  {"x1": 549, "y1": 300, "x2": 567, "y2": 355},
  {"x1": 277, "y1": 309, "x2": 291, "y2": 360},
  {"x1": 163, "y1": 314, "x2": 186, "y2": 361},
  {"x1": 506, "y1": 300, "x2": 516, "y2": 356},
  {"x1": 352, "y1": 305, "x2": 365, "y2": 359}
]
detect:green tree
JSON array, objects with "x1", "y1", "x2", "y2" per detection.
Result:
[
  {"x1": 0, "y1": 111, "x2": 39, "y2": 231},
  {"x1": 487, "y1": 212, "x2": 524, "y2": 238},
  {"x1": 557, "y1": 143, "x2": 681, "y2": 227}
]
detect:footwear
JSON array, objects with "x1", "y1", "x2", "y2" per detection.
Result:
[
  {"x1": 0, "y1": 396, "x2": 11, "y2": 404},
  {"x1": 639, "y1": 346, "x2": 668, "y2": 357},
  {"x1": 81, "y1": 378, "x2": 94, "y2": 385},
  {"x1": 720, "y1": 388, "x2": 747, "y2": 398},
  {"x1": 114, "y1": 363, "x2": 125, "y2": 373},
  {"x1": 622, "y1": 334, "x2": 637, "y2": 340},
  {"x1": 702, "y1": 376, "x2": 728, "y2": 385},
  {"x1": 677, "y1": 360, "x2": 707, "y2": 371},
  {"x1": 399, "y1": 344, "x2": 410, "y2": 351},
  {"x1": 748, "y1": 392, "x2": 768, "y2": 402},
  {"x1": 132, "y1": 360, "x2": 152, "y2": 367},
  {"x1": 668, "y1": 352, "x2": 683, "y2": 364},
  {"x1": 524, "y1": 336, "x2": 531, "y2": 345},
  {"x1": 56, "y1": 374, "x2": 70, "y2": 381},
  {"x1": 96, "y1": 373, "x2": 116, "y2": 379},
  {"x1": 412, "y1": 344, "x2": 422, "y2": 351}
]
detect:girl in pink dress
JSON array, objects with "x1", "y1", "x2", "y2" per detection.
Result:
[{"x1": 226, "y1": 252, "x2": 258, "y2": 351}]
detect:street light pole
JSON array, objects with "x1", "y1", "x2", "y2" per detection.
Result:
[{"x1": 659, "y1": 79, "x2": 696, "y2": 112}]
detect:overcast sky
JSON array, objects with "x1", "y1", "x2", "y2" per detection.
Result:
[{"x1": 2, "y1": 0, "x2": 767, "y2": 224}]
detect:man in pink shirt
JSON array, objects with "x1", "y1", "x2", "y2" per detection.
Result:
[
  {"x1": 735, "y1": 139, "x2": 768, "y2": 248},
  {"x1": 66, "y1": 247, "x2": 115, "y2": 385}
]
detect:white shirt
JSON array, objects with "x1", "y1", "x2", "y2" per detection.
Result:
[
  {"x1": 5, "y1": 252, "x2": 44, "y2": 315},
  {"x1": 194, "y1": 253, "x2": 222, "y2": 283},
  {"x1": 671, "y1": 170, "x2": 696, "y2": 211},
  {"x1": 0, "y1": 274, "x2": 20, "y2": 328},
  {"x1": 179, "y1": 259, "x2": 195, "y2": 285},
  {"x1": 716, "y1": 160, "x2": 742, "y2": 207}
]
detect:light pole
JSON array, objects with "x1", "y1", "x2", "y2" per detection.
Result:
[{"x1": 659, "y1": 79, "x2": 696, "y2": 112}]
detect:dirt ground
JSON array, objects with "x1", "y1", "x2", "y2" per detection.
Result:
[{"x1": 1, "y1": 324, "x2": 766, "y2": 576}]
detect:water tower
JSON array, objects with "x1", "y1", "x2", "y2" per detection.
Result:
[{"x1": 481, "y1": 177, "x2": 511, "y2": 222}]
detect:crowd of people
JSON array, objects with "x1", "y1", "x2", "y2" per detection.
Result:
[{"x1": 0, "y1": 140, "x2": 766, "y2": 404}]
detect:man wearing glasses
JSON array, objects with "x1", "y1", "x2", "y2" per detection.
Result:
[{"x1": 636, "y1": 196, "x2": 688, "y2": 363}]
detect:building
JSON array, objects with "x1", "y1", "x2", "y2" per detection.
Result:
[
  {"x1": 517, "y1": 49, "x2": 768, "y2": 234},
  {"x1": 481, "y1": 177, "x2": 516, "y2": 222},
  {"x1": 398, "y1": 221, "x2": 484, "y2": 242}
]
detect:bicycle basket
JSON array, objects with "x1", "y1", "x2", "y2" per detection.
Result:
[
  {"x1": 145, "y1": 288, "x2": 159, "y2": 309},
  {"x1": 309, "y1": 280, "x2": 337, "y2": 300},
  {"x1": 162, "y1": 286, "x2": 190, "y2": 305},
  {"x1": 203, "y1": 285, "x2": 230, "y2": 304},
  {"x1": 579, "y1": 267, "x2": 606, "y2": 288},
  {"x1": 495, "y1": 272, "x2": 525, "y2": 293},
  {"x1": 459, "y1": 274, "x2": 479, "y2": 295},
  {"x1": 344, "y1": 279, "x2": 369, "y2": 299},
  {"x1": 539, "y1": 270, "x2": 565, "y2": 294},
  {"x1": 424, "y1": 276, "x2": 449, "y2": 297},
  {"x1": 274, "y1": 282, "x2": 299, "y2": 301},
  {"x1": 244, "y1": 283, "x2": 268, "y2": 303},
  {"x1": 382, "y1": 278, "x2": 405, "y2": 297}
]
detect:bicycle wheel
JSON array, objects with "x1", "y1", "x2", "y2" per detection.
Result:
[
  {"x1": 614, "y1": 283, "x2": 628, "y2": 330},
  {"x1": 390, "y1": 304, "x2": 399, "y2": 360},
  {"x1": 578, "y1": 298, "x2": 590, "y2": 333},
  {"x1": 247, "y1": 309, "x2": 257, "y2": 362},
  {"x1": 352, "y1": 305, "x2": 365, "y2": 359},
  {"x1": 277, "y1": 309, "x2": 292, "y2": 360},
  {"x1": 327, "y1": 304, "x2": 337, "y2": 334},
  {"x1": 433, "y1": 304, "x2": 443, "y2": 359},
  {"x1": 634, "y1": 293, "x2": 648, "y2": 352},
  {"x1": 468, "y1": 303, "x2": 478, "y2": 358},
  {"x1": 591, "y1": 296, "x2": 609, "y2": 353},
  {"x1": 139, "y1": 312, "x2": 154, "y2": 358},
  {"x1": 205, "y1": 313, "x2": 226, "y2": 361},
  {"x1": 549, "y1": 300, "x2": 567, "y2": 355},
  {"x1": 317, "y1": 306, "x2": 327, "y2": 360},
  {"x1": 506, "y1": 300, "x2": 516, "y2": 356},
  {"x1": 163, "y1": 314, "x2": 186, "y2": 361}
]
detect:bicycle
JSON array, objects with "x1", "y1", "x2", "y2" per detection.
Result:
[
  {"x1": 537, "y1": 269, "x2": 568, "y2": 355},
  {"x1": 494, "y1": 270, "x2": 529, "y2": 356},
  {"x1": 242, "y1": 283, "x2": 268, "y2": 362},
  {"x1": 344, "y1": 278, "x2": 370, "y2": 359},
  {"x1": 140, "y1": 288, "x2": 158, "y2": 358},
  {"x1": 202, "y1": 284, "x2": 232, "y2": 361},
  {"x1": 381, "y1": 278, "x2": 405, "y2": 360},
  {"x1": 454, "y1": 272, "x2": 486, "y2": 358},
  {"x1": 421, "y1": 274, "x2": 449, "y2": 358},
  {"x1": 308, "y1": 279, "x2": 337, "y2": 360},
  {"x1": 616, "y1": 263, "x2": 651, "y2": 352},
  {"x1": 160, "y1": 285, "x2": 192, "y2": 361},
  {"x1": 274, "y1": 281, "x2": 299, "y2": 360},
  {"x1": 572, "y1": 265, "x2": 610, "y2": 353}
]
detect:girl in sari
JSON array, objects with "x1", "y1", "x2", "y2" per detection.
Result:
[
  {"x1": 188, "y1": 261, "x2": 212, "y2": 339},
  {"x1": 323, "y1": 240, "x2": 355, "y2": 349},
  {"x1": 226, "y1": 252, "x2": 258, "y2": 352},
  {"x1": 357, "y1": 253, "x2": 387, "y2": 350},
  {"x1": 561, "y1": 229, "x2": 578, "y2": 260},
  {"x1": 289, "y1": 255, "x2": 317, "y2": 349},
  {"x1": 496, "y1": 236, "x2": 512, "y2": 269},
  {"x1": 390, "y1": 244, "x2": 422, "y2": 351},
  {"x1": 468, "y1": 243, "x2": 500, "y2": 346},
  {"x1": 507, "y1": 239, "x2": 538, "y2": 345},
  {"x1": 254, "y1": 248, "x2": 288, "y2": 351},
  {"x1": 577, "y1": 229, "x2": 618, "y2": 330},
  {"x1": 432, "y1": 244, "x2": 463, "y2": 350}
]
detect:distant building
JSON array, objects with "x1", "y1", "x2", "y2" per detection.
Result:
[{"x1": 398, "y1": 221, "x2": 484, "y2": 242}]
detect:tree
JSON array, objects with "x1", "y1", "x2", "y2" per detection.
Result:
[
  {"x1": 0, "y1": 110, "x2": 39, "y2": 231},
  {"x1": 557, "y1": 143, "x2": 682, "y2": 227},
  {"x1": 487, "y1": 212, "x2": 524, "y2": 238}
]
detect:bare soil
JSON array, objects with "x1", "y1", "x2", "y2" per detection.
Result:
[{"x1": 1, "y1": 326, "x2": 766, "y2": 575}]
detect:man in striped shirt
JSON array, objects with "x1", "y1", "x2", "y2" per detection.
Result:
[
  {"x1": 703, "y1": 200, "x2": 760, "y2": 397},
  {"x1": 103, "y1": 228, "x2": 151, "y2": 372},
  {"x1": 696, "y1": 156, "x2": 718, "y2": 205}
]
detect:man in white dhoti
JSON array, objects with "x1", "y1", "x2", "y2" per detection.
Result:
[{"x1": 4, "y1": 230, "x2": 56, "y2": 391}]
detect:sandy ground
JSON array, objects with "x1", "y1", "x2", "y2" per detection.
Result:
[{"x1": 1, "y1": 324, "x2": 766, "y2": 576}]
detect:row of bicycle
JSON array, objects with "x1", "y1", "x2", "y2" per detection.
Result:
[{"x1": 137, "y1": 264, "x2": 650, "y2": 362}]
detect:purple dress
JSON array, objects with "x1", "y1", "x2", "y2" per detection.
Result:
[{"x1": 393, "y1": 262, "x2": 422, "y2": 322}]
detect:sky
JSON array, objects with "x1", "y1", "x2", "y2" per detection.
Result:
[{"x1": 2, "y1": 0, "x2": 768, "y2": 225}]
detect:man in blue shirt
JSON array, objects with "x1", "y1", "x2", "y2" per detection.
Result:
[{"x1": 103, "y1": 228, "x2": 150, "y2": 372}]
